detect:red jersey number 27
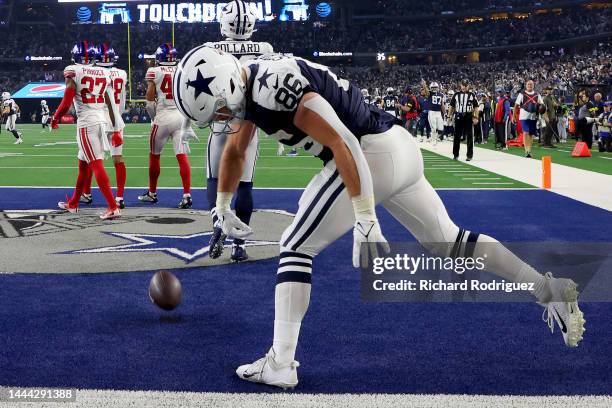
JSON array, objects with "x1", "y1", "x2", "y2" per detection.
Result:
[{"x1": 80, "y1": 76, "x2": 107, "y2": 104}]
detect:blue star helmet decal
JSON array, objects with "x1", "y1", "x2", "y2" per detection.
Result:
[{"x1": 187, "y1": 70, "x2": 215, "y2": 99}]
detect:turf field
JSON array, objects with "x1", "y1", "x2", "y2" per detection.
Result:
[
  {"x1": 478, "y1": 137, "x2": 612, "y2": 176},
  {"x1": 2, "y1": 123, "x2": 611, "y2": 407},
  {"x1": 0, "y1": 124, "x2": 530, "y2": 189}
]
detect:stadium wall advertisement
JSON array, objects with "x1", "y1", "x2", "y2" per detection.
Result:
[{"x1": 12, "y1": 83, "x2": 66, "y2": 99}]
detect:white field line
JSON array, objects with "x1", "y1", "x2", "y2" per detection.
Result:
[{"x1": 0, "y1": 388, "x2": 608, "y2": 408}]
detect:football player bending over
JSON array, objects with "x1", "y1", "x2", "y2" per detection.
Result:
[
  {"x1": 53, "y1": 41, "x2": 124, "y2": 220},
  {"x1": 139, "y1": 44, "x2": 192, "y2": 209},
  {"x1": 79, "y1": 43, "x2": 128, "y2": 209},
  {"x1": 174, "y1": 48, "x2": 585, "y2": 389}
]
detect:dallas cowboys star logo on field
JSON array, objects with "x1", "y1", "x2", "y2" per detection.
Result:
[
  {"x1": 67, "y1": 231, "x2": 278, "y2": 263},
  {"x1": 186, "y1": 70, "x2": 215, "y2": 99}
]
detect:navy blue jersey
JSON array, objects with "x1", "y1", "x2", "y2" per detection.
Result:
[
  {"x1": 428, "y1": 91, "x2": 445, "y2": 112},
  {"x1": 382, "y1": 95, "x2": 398, "y2": 112},
  {"x1": 244, "y1": 55, "x2": 398, "y2": 163}
]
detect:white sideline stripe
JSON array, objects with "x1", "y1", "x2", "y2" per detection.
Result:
[
  {"x1": 421, "y1": 143, "x2": 612, "y2": 211},
  {"x1": 462, "y1": 177, "x2": 502, "y2": 180},
  {"x1": 446, "y1": 170, "x2": 481, "y2": 173},
  {"x1": 1, "y1": 389, "x2": 608, "y2": 408},
  {"x1": 599, "y1": 156, "x2": 612, "y2": 160}
]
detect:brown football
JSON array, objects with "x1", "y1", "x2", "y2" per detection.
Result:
[{"x1": 149, "y1": 270, "x2": 182, "y2": 311}]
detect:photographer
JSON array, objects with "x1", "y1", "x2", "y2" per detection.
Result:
[
  {"x1": 542, "y1": 86, "x2": 559, "y2": 148},
  {"x1": 577, "y1": 91, "x2": 595, "y2": 148},
  {"x1": 513, "y1": 79, "x2": 544, "y2": 158}
]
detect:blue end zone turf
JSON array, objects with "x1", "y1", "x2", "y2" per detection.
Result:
[{"x1": 0, "y1": 188, "x2": 611, "y2": 395}]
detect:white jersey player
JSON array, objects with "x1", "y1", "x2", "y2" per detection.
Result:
[
  {"x1": 40, "y1": 100, "x2": 51, "y2": 132},
  {"x1": 2, "y1": 92, "x2": 23, "y2": 144},
  {"x1": 202, "y1": 0, "x2": 274, "y2": 263},
  {"x1": 174, "y1": 48, "x2": 586, "y2": 389},
  {"x1": 52, "y1": 41, "x2": 124, "y2": 220},
  {"x1": 426, "y1": 81, "x2": 446, "y2": 145},
  {"x1": 82, "y1": 43, "x2": 129, "y2": 209},
  {"x1": 139, "y1": 43, "x2": 192, "y2": 209}
]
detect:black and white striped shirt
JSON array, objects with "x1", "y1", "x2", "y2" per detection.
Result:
[{"x1": 451, "y1": 91, "x2": 478, "y2": 115}]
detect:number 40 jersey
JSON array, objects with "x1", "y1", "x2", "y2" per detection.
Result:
[{"x1": 145, "y1": 65, "x2": 180, "y2": 120}]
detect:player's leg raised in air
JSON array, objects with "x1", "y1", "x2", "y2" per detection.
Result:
[{"x1": 236, "y1": 125, "x2": 585, "y2": 389}]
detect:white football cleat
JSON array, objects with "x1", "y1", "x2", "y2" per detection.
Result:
[
  {"x1": 541, "y1": 272, "x2": 586, "y2": 347},
  {"x1": 99, "y1": 208, "x2": 121, "y2": 220},
  {"x1": 236, "y1": 348, "x2": 299, "y2": 389},
  {"x1": 14, "y1": 137, "x2": 23, "y2": 145},
  {"x1": 57, "y1": 201, "x2": 78, "y2": 213}
]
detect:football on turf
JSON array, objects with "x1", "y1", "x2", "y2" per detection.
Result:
[{"x1": 149, "y1": 270, "x2": 182, "y2": 311}]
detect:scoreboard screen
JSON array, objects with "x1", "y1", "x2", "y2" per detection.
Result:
[{"x1": 63, "y1": 1, "x2": 313, "y2": 24}]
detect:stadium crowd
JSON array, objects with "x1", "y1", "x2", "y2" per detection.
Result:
[
  {"x1": 2, "y1": 4, "x2": 610, "y2": 59},
  {"x1": 340, "y1": 48, "x2": 611, "y2": 97}
]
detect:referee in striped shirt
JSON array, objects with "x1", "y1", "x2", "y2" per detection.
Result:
[{"x1": 449, "y1": 79, "x2": 479, "y2": 161}]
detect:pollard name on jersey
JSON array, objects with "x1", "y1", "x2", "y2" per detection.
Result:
[
  {"x1": 204, "y1": 40, "x2": 274, "y2": 63},
  {"x1": 145, "y1": 65, "x2": 179, "y2": 116},
  {"x1": 64, "y1": 65, "x2": 112, "y2": 126},
  {"x1": 243, "y1": 54, "x2": 397, "y2": 163}
]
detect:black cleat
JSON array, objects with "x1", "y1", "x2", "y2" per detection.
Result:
[
  {"x1": 138, "y1": 190, "x2": 158, "y2": 204},
  {"x1": 231, "y1": 244, "x2": 249, "y2": 263},
  {"x1": 178, "y1": 196, "x2": 192, "y2": 209},
  {"x1": 116, "y1": 198, "x2": 125, "y2": 210},
  {"x1": 79, "y1": 194, "x2": 93, "y2": 205},
  {"x1": 209, "y1": 227, "x2": 227, "y2": 259}
]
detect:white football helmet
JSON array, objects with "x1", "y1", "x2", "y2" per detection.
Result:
[
  {"x1": 220, "y1": 0, "x2": 257, "y2": 40},
  {"x1": 173, "y1": 46, "x2": 246, "y2": 132},
  {"x1": 41, "y1": 100, "x2": 47, "y2": 106},
  {"x1": 429, "y1": 82, "x2": 439, "y2": 91},
  {"x1": 447, "y1": 90, "x2": 455, "y2": 97},
  {"x1": 2, "y1": 92, "x2": 10, "y2": 101},
  {"x1": 386, "y1": 87, "x2": 394, "y2": 95},
  {"x1": 361, "y1": 88, "x2": 369, "y2": 97}
]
